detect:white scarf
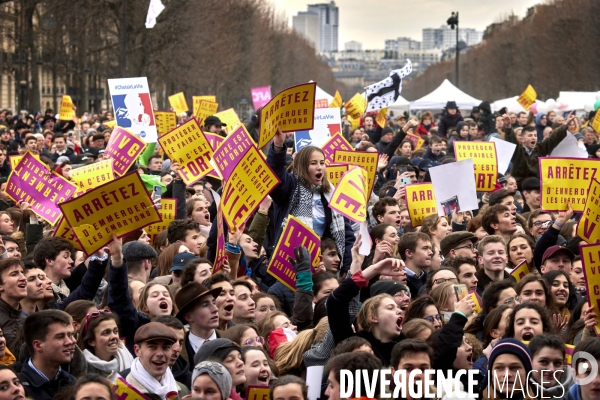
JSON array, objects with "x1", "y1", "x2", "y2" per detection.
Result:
[
  {"x1": 130, "y1": 357, "x2": 178, "y2": 400},
  {"x1": 83, "y1": 345, "x2": 134, "y2": 375}
]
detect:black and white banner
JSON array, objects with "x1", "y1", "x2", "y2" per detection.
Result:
[{"x1": 365, "y1": 59, "x2": 412, "y2": 112}]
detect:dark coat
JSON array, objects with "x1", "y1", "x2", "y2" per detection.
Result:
[
  {"x1": 19, "y1": 360, "x2": 76, "y2": 400},
  {"x1": 422, "y1": 147, "x2": 446, "y2": 162},
  {"x1": 437, "y1": 112, "x2": 464, "y2": 138},
  {"x1": 49, "y1": 147, "x2": 76, "y2": 163},
  {"x1": 0, "y1": 298, "x2": 25, "y2": 354}
]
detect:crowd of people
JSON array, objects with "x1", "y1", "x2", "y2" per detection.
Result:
[{"x1": 0, "y1": 97, "x2": 597, "y2": 400}]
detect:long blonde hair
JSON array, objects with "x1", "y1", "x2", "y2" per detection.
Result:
[
  {"x1": 356, "y1": 294, "x2": 393, "y2": 333},
  {"x1": 274, "y1": 317, "x2": 329, "y2": 375}
]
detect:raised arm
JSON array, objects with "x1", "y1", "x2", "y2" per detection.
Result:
[{"x1": 266, "y1": 130, "x2": 295, "y2": 206}]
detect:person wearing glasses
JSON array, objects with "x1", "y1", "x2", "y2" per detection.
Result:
[
  {"x1": 424, "y1": 266, "x2": 459, "y2": 294},
  {"x1": 370, "y1": 280, "x2": 411, "y2": 312},
  {"x1": 527, "y1": 209, "x2": 555, "y2": 241},
  {"x1": 222, "y1": 324, "x2": 265, "y2": 350},
  {"x1": 440, "y1": 231, "x2": 478, "y2": 261},
  {"x1": 76, "y1": 309, "x2": 133, "y2": 377},
  {"x1": 404, "y1": 296, "x2": 444, "y2": 330},
  {"x1": 475, "y1": 235, "x2": 515, "y2": 296}
]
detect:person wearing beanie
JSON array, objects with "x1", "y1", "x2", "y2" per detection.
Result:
[
  {"x1": 438, "y1": 101, "x2": 464, "y2": 138},
  {"x1": 190, "y1": 361, "x2": 233, "y2": 400},
  {"x1": 587, "y1": 143, "x2": 600, "y2": 159},
  {"x1": 482, "y1": 338, "x2": 534, "y2": 399},
  {"x1": 370, "y1": 280, "x2": 411, "y2": 311},
  {"x1": 192, "y1": 338, "x2": 245, "y2": 400},
  {"x1": 446, "y1": 120, "x2": 471, "y2": 157}
]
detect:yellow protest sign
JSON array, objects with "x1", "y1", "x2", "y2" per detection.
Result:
[
  {"x1": 330, "y1": 90, "x2": 342, "y2": 108},
  {"x1": 376, "y1": 107, "x2": 388, "y2": 128},
  {"x1": 258, "y1": 82, "x2": 316, "y2": 149},
  {"x1": 315, "y1": 99, "x2": 329, "y2": 108},
  {"x1": 454, "y1": 142, "x2": 498, "y2": 192},
  {"x1": 158, "y1": 118, "x2": 214, "y2": 185},
  {"x1": 247, "y1": 386, "x2": 271, "y2": 400},
  {"x1": 104, "y1": 120, "x2": 116, "y2": 129},
  {"x1": 333, "y1": 150, "x2": 378, "y2": 195},
  {"x1": 577, "y1": 178, "x2": 600, "y2": 243},
  {"x1": 321, "y1": 132, "x2": 354, "y2": 164},
  {"x1": 580, "y1": 243, "x2": 600, "y2": 335},
  {"x1": 59, "y1": 172, "x2": 162, "y2": 255},
  {"x1": 154, "y1": 111, "x2": 177, "y2": 137},
  {"x1": 10, "y1": 154, "x2": 41, "y2": 170},
  {"x1": 70, "y1": 159, "x2": 115, "y2": 194},
  {"x1": 112, "y1": 375, "x2": 156, "y2": 400},
  {"x1": 406, "y1": 132, "x2": 425, "y2": 150},
  {"x1": 214, "y1": 108, "x2": 242, "y2": 134},
  {"x1": 327, "y1": 164, "x2": 350, "y2": 187},
  {"x1": 221, "y1": 146, "x2": 280, "y2": 231},
  {"x1": 59, "y1": 95, "x2": 76, "y2": 120},
  {"x1": 516, "y1": 85, "x2": 537, "y2": 111},
  {"x1": 469, "y1": 292, "x2": 482, "y2": 314},
  {"x1": 193, "y1": 95, "x2": 217, "y2": 106},
  {"x1": 539, "y1": 157, "x2": 600, "y2": 212},
  {"x1": 509, "y1": 260, "x2": 531, "y2": 283},
  {"x1": 54, "y1": 217, "x2": 83, "y2": 251},
  {"x1": 145, "y1": 198, "x2": 177, "y2": 245},
  {"x1": 592, "y1": 110, "x2": 600, "y2": 134},
  {"x1": 168, "y1": 92, "x2": 188, "y2": 115},
  {"x1": 348, "y1": 114, "x2": 360, "y2": 130},
  {"x1": 345, "y1": 93, "x2": 367, "y2": 119},
  {"x1": 328, "y1": 166, "x2": 368, "y2": 223},
  {"x1": 405, "y1": 183, "x2": 437, "y2": 226},
  {"x1": 194, "y1": 100, "x2": 219, "y2": 125},
  {"x1": 565, "y1": 344, "x2": 575, "y2": 365}
]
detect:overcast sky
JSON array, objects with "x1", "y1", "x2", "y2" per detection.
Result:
[{"x1": 273, "y1": 0, "x2": 545, "y2": 49}]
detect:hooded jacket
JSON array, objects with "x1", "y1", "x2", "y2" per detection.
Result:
[
  {"x1": 535, "y1": 113, "x2": 548, "y2": 142},
  {"x1": 446, "y1": 121, "x2": 470, "y2": 157},
  {"x1": 478, "y1": 101, "x2": 495, "y2": 136}
]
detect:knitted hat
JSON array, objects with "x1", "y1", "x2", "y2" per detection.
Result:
[
  {"x1": 370, "y1": 280, "x2": 409, "y2": 297},
  {"x1": 193, "y1": 338, "x2": 241, "y2": 367},
  {"x1": 191, "y1": 361, "x2": 232, "y2": 400},
  {"x1": 488, "y1": 338, "x2": 532, "y2": 374}
]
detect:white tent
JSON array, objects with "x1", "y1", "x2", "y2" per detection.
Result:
[
  {"x1": 410, "y1": 79, "x2": 481, "y2": 110},
  {"x1": 313, "y1": 83, "x2": 334, "y2": 103},
  {"x1": 387, "y1": 95, "x2": 410, "y2": 114},
  {"x1": 558, "y1": 91, "x2": 597, "y2": 111},
  {"x1": 491, "y1": 96, "x2": 544, "y2": 113}
]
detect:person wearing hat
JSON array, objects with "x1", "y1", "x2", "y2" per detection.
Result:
[
  {"x1": 204, "y1": 116, "x2": 227, "y2": 138},
  {"x1": 440, "y1": 231, "x2": 478, "y2": 261},
  {"x1": 437, "y1": 101, "x2": 464, "y2": 138},
  {"x1": 175, "y1": 282, "x2": 222, "y2": 370},
  {"x1": 532, "y1": 203, "x2": 574, "y2": 270},
  {"x1": 192, "y1": 338, "x2": 245, "y2": 399},
  {"x1": 521, "y1": 177, "x2": 541, "y2": 213},
  {"x1": 540, "y1": 245, "x2": 575, "y2": 275},
  {"x1": 42, "y1": 115, "x2": 56, "y2": 132},
  {"x1": 122, "y1": 241, "x2": 158, "y2": 285},
  {"x1": 370, "y1": 280, "x2": 411, "y2": 311},
  {"x1": 126, "y1": 322, "x2": 187, "y2": 399},
  {"x1": 189, "y1": 361, "x2": 233, "y2": 400},
  {"x1": 154, "y1": 252, "x2": 196, "y2": 286},
  {"x1": 482, "y1": 338, "x2": 535, "y2": 399}
]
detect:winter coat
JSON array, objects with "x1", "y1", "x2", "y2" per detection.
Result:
[
  {"x1": 535, "y1": 113, "x2": 548, "y2": 142},
  {"x1": 18, "y1": 360, "x2": 76, "y2": 400},
  {"x1": 268, "y1": 282, "x2": 296, "y2": 316},
  {"x1": 505, "y1": 124, "x2": 568, "y2": 190},
  {"x1": 0, "y1": 298, "x2": 25, "y2": 354},
  {"x1": 438, "y1": 112, "x2": 464, "y2": 138},
  {"x1": 422, "y1": 147, "x2": 446, "y2": 162},
  {"x1": 478, "y1": 101, "x2": 495, "y2": 136},
  {"x1": 416, "y1": 122, "x2": 435, "y2": 137},
  {"x1": 49, "y1": 147, "x2": 76, "y2": 163},
  {"x1": 446, "y1": 134, "x2": 470, "y2": 157}
]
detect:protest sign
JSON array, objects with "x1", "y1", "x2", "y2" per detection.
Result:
[
  {"x1": 59, "y1": 95, "x2": 75, "y2": 120},
  {"x1": 516, "y1": 85, "x2": 537, "y2": 111},
  {"x1": 577, "y1": 178, "x2": 600, "y2": 243},
  {"x1": 158, "y1": 118, "x2": 214, "y2": 185},
  {"x1": 509, "y1": 260, "x2": 531, "y2": 283},
  {"x1": 70, "y1": 159, "x2": 115, "y2": 194},
  {"x1": 205, "y1": 132, "x2": 224, "y2": 152},
  {"x1": 539, "y1": 157, "x2": 600, "y2": 212},
  {"x1": 5, "y1": 152, "x2": 76, "y2": 225},
  {"x1": 10, "y1": 154, "x2": 40, "y2": 170},
  {"x1": 258, "y1": 82, "x2": 316, "y2": 149},
  {"x1": 104, "y1": 127, "x2": 147, "y2": 176},
  {"x1": 327, "y1": 164, "x2": 350, "y2": 187},
  {"x1": 580, "y1": 243, "x2": 600, "y2": 335},
  {"x1": 213, "y1": 206, "x2": 228, "y2": 275},
  {"x1": 348, "y1": 114, "x2": 360, "y2": 130},
  {"x1": 108, "y1": 77, "x2": 157, "y2": 142},
  {"x1": 593, "y1": 111, "x2": 600, "y2": 134},
  {"x1": 468, "y1": 292, "x2": 482, "y2": 315},
  {"x1": 405, "y1": 183, "x2": 437, "y2": 227},
  {"x1": 294, "y1": 108, "x2": 341, "y2": 151},
  {"x1": 329, "y1": 90, "x2": 342, "y2": 108},
  {"x1": 315, "y1": 99, "x2": 329, "y2": 108},
  {"x1": 328, "y1": 166, "x2": 368, "y2": 223},
  {"x1": 145, "y1": 198, "x2": 177, "y2": 245},
  {"x1": 564, "y1": 344, "x2": 575, "y2": 365},
  {"x1": 112, "y1": 375, "x2": 156, "y2": 400},
  {"x1": 221, "y1": 145, "x2": 279, "y2": 231},
  {"x1": 168, "y1": 92, "x2": 189, "y2": 115},
  {"x1": 454, "y1": 142, "x2": 498, "y2": 192},
  {"x1": 333, "y1": 150, "x2": 378, "y2": 195},
  {"x1": 376, "y1": 107, "x2": 388, "y2": 128},
  {"x1": 154, "y1": 111, "x2": 177, "y2": 137},
  {"x1": 193, "y1": 95, "x2": 216, "y2": 104},
  {"x1": 405, "y1": 133, "x2": 425, "y2": 150},
  {"x1": 214, "y1": 108, "x2": 242, "y2": 134},
  {"x1": 267, "y1": 216, "x2": 321, "y2": 291},
  {"x1": 429, "y1": 159, "x2": 479, "y2": 215},
  {"x1": 247, "y1": 386, "x2": 270, "y2": 400},
  {"x1": 550, "y1": 134, "x2": 588, "y2": 158},
  {"x1": 213, "y1": 125, "x2": 255, "y2": 182},
  {"x1": 54, "y1": 217, "x2": 83, "y2": 251},
  {"x1": 490, "y1": 137, "x2": 517, "y2": 174},
  {"x1": 104, "y1": 120, "x2": 116, "y2": 129},
  {"x1": 251, "y1": 86, "x2": 272, "y2": 110},
  {"x1": 321, "y1": 133, "x2": 353, "y2": 164},
  {"x1": 194, "y1": 100, "x2": 219, "y2": 125},
  {"x1": 345, "y1": 93, "x2": 367, "y2": 119},
  {"x1": 59, "y1": 172, "x2": 161, "y2": 255}
]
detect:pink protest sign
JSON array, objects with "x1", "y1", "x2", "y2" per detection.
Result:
[
  {"x1": 104, "y1": 127, "x2": 147, "y2": 176},
  {"x1": 213, "y1": 125, "x2": 255, "y2": 182},
  {"x1": 5, "y1": 152, "x2": 76, "y2": 225},
  {"x1": 266, "y1": 216, "x2": 321, "y2": 291},
  {"x1": 321, "y1": 132, "x2": 354, "y2": 164},
  {"x1": 251, "y1": 86, "x2": 272, "y2": 109}
]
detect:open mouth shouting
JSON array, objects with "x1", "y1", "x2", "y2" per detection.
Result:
[
  {"x1": 521, "y1": 331, "x2": 534, "y2": 341},
  {"x1": 257, "y1": 371, "x2": 270, "y2": 384},
  {"x1": 315, "y1": 172, "x2": 323, "y2": 182},
  {"x1": 151, "y1": 359, "x2": 167, "y2": 370},
  {"x1": 466, "y1": 353, "x2": 473, "y2": 366},
  {"x1": 223, "y1": 304, "x2": 234, "y2": 317},
  {"x1": 396, "y1": 316, "x2": 403, "y2": 331},
  {"x1": 158, "y1": 300, "x2": 170, "y2": 312}
]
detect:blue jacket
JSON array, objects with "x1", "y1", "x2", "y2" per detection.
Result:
[
  {"x1": 267, "y1": 144, "x2": 355, "y2": 273},
  {"x1": 267, "y1": 282, "x2": 296, "y2": 316},
  {"x1": 565, "y1": 384, "x2": 582, "y2": 400}
]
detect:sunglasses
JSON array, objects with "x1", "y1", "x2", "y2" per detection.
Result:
[
  {"x1": 243, "y1": 337, "x2": 265, "y2": 346},
  {"x1": 83, "y1": 309, "x2": 111, "y2": 333}
]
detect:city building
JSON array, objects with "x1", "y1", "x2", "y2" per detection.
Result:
[
  {"x1": 293, "y1": 2, "x2": 338, "y2": 52},
  {"x1": 422, "y1": 26, "x2": 483, "y2": 50},
  {"x1": 385, "y1": 37, "x2": 421, "y2": 52},
  {"x1": 345, "y1": 41, "x2": 362, "y2": 51},
  {"x1": 292, "y1": 11, "x2": 320, "y2": 49}
]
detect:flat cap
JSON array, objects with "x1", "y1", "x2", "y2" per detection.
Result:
[
  {"x1": 134, "y1": 322, "x2": 177, "y2": 344},
  {"x1": 440, "y1": 231, "x2": 478, "y2": 257},
  {"x1": 122, "y1": 241, "x2": 158, "y2": 262}
]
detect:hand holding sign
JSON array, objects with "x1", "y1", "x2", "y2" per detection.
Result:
[
  {"x1": 273, "y1": 128, "x2": 285, "y2": 150},
  {"x1": 584, "y1": 308, "x2": 599, "y2": 336}
]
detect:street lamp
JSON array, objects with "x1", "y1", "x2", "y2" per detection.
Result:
[{"x1": 447, "y1": 11, "x2": 459, "y2": 87}]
